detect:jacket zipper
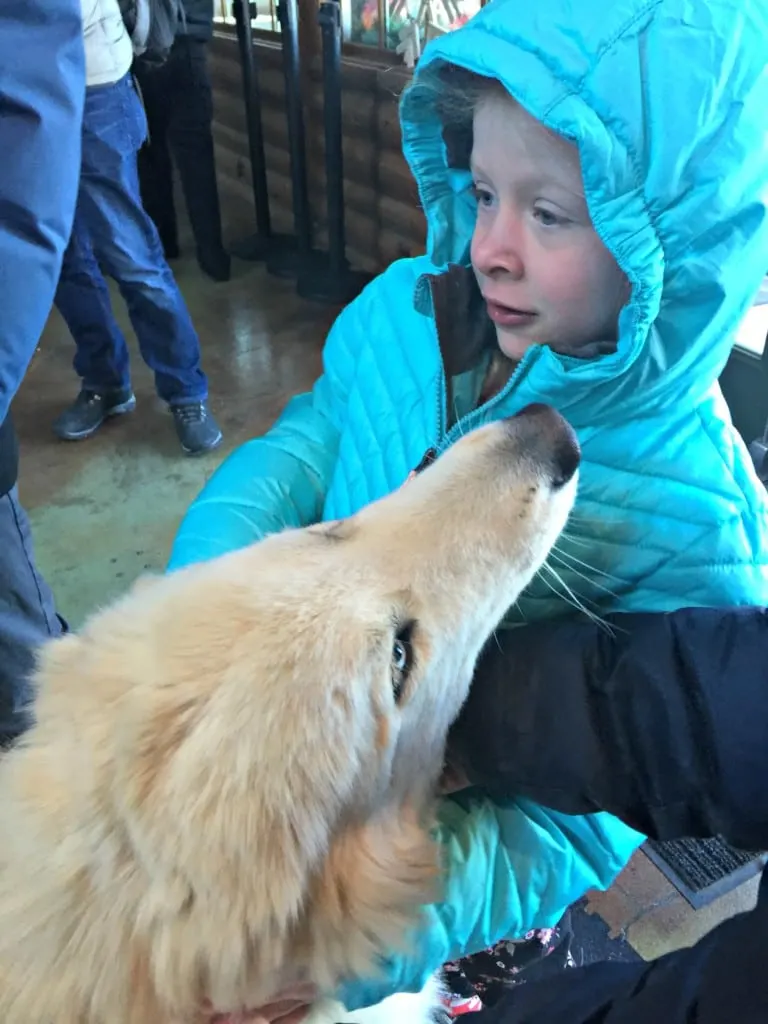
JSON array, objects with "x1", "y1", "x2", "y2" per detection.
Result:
[
  {"x1": 432, "y1": 350, "x2": 534, "y2": 459},
  {"x1": 410, "y1": 377, "x2": 443, "y2": 475}
]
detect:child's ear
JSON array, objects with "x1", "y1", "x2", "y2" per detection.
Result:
[{"x1": 306, "y1": 806, "x2": 439, "y2": 986}]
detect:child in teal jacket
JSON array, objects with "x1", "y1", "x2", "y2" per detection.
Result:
[{"x1": 168, "y1": 0, "x2": 768, "y2": 1011}]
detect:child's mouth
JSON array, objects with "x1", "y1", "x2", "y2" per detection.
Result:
[{"x1": 484, "y1": 299, "x2": 537, "y2": 328}]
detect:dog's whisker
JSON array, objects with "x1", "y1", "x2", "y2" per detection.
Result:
[
  {"x1": 535, "y1": 565, "x2": 566, "y2": 604},
  {"x1": 540, "y1": 561, "x2": 602, "y2": 614},
  {"x1": 558, "y1": 529, "x2": 592, "y2": 549},
  {"x1": 548, "y1": 550, "x2": 620, "y2": 599},
  {"x1": 553, "y1": 543, "x2": 623, "y2": 584},
  {"x1": 540, "y1": 560, "x2": 601, "y2": 611},
  {"x1": 563, "y1": 511, "x2": 606, "y2": 528},
  {"x1": 453, "y1": 406, "x2": 467, "y2": 437},
  {"x1": 538, "y1": 563, "x2": 614, "y2": 636}
]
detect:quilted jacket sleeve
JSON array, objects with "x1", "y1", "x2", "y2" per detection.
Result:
[{"x1": 167, "y1": 300, "x2": 360, "y2": 571}]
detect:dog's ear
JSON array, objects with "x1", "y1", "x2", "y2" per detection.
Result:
[
  {"x1": 113, "y1": 679, "x2": 370, "y2": 993},
  {"x1": 304, "y1": 806, "x2": 439, "y2": 987},
  {"x1": 113, "y1": 698, "x2": 335, "y2": 1016}
]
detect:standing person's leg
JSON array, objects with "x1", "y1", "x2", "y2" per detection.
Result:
[
  {"x1": 166, "y1": 37, "x2": 230, "y2": 282},
  {"x1": 53, "y1": 208, "x2": 136, "y2": 441},
  {"x1": 135, "y1": 60, "x2": 180, "y2": 259},
  {"x1": 75, "y1": 74, "x2": 222, "y2": 455},
  {"x1": 0, "y1": 482, "x2": 62, "y2": 748}
]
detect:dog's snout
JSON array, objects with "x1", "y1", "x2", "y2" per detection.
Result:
[
  {"x1": 514, "y1": 402, "x2": 557, "y2": 422},
  {"x1": 506, "y1": 404, "x2": 581, "y2": 488}
]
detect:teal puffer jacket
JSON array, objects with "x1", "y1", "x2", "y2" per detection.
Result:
[{"x1": 168, "y1": 0, "x2": 768, "y2": 1009}]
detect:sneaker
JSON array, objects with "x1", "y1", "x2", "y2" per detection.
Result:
[
  {"x1": 53, "y1": 387, "x2": 136, "y2": 441},
  {"x1": 171, "y1": 400, "x2": 223, "y2": 456}
]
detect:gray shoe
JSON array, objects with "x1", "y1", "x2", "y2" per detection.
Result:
[
  {"x1": 53, "y1": 388, "x2": 136, "y2": 441},
  {"x1": 171, "y1": 400, "x2": 223, "y2": 456}
]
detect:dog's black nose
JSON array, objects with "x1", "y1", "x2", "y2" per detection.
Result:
[{"x1": 509, "y1": 404, "x2": 581, "y2": 488}]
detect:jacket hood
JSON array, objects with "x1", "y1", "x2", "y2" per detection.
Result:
[{"x1": 400, "y1": 0, "x2": 768, "y2": 424}]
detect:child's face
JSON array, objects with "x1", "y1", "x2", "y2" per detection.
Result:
[{"x1": 470, "y1": 91, "x2": 629, "y2": 360}]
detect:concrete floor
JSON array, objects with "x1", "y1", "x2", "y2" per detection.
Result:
[
  {"x1": 585, "y1": 849, "x2": 760, "y2": 961},
  {"x1": 13, "y1": 238, "x2": 759, "y2": 970}
]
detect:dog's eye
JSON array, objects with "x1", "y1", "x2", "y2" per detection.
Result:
[
  {"x1": 391, "y1": 624, "x2": 415, "y2": 704},
  {"x1": 393, "y1": 639, "x2": 409, "y2": 673}
]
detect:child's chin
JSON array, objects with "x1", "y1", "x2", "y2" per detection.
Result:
[{"x1": 495, "y1": 325, "x2": 540, "y2": 361}]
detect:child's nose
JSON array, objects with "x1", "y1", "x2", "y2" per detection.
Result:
[{"x1": 472, "y1": 210, "x2": 525, "y2": 280}]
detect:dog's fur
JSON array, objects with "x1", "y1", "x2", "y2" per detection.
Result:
[{"x1": 0, "y1": 410, "x2": 578, "y2": 1024}]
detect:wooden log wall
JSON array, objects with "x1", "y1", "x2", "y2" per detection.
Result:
[{"x1": 208, "y1": 32, "x2": 427, "y2": 273}]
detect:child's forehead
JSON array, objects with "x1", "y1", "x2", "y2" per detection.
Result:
[{"x1": 471, "y1": 91, "x2": 583, "y2": 189}]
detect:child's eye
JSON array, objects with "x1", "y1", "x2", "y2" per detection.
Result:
[
  {"x1": 471, "y1": 184, "x2": 494, "y2": 208},
  {"x1": 533, "y1": 206, "x2": 566, "y2": 227}
]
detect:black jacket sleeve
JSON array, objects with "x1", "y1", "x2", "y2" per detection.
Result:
[
  {"x1": 476, "y1": 868, "x2": 768, "y2": 1024},
  {"x1": 447, "y1": 606, "x2": 768, "y2": 851}
]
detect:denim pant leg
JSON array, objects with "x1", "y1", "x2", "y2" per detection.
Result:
[
  {"x1": 74, "y1": 75, "x2": 208, "y2": 405},
  {"x1": 55, "y1": 211, "x2": 133, "y2": 394},
  {"x1": 0, "y1": 487, "x2": 62, "y2": 747}
]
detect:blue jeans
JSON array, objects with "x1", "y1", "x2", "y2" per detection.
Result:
[
  {"x1": 55, "y1": 74, "x2": 207, "y2": 405},
  {"x1": 0, "y1": 487, "x2": 61, "y2": 747}
]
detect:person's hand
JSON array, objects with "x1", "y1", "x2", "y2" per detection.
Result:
[
  {"x1": 206, "y1": 982, "x2": 317, "y2": 1023},
  {"x1": 214, "y1": 1004, "x2": 309, "y2": 1024}
]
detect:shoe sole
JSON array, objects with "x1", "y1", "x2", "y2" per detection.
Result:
[
  {"x1": 180, "y1": 429, "x2": 223, "y2": 457},
  {"x1": 54, "y1": 396, "x2": 137, "y2": 441}
]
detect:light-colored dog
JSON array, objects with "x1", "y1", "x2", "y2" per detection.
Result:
[{"x1": 0, "y1": 405, "x2": 579, "y2": 1024}]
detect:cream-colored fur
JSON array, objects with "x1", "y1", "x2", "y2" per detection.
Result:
[{"x1": 0, "y1": 410, "x2": 578, "y2": 1023}]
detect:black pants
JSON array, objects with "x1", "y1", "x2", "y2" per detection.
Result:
[{"x1": 136, "y1": 37, "x2": 225, "y2": 260}]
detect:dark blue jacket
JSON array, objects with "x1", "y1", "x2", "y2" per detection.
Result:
[
  {"x1": 0, "y1": 0, "x2": 84, "y2": 496},
  {"x1": 448, "y1": 607, "x2": 768, "y2": 1023}
]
